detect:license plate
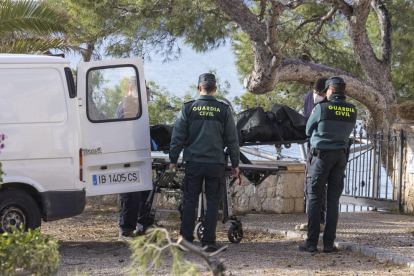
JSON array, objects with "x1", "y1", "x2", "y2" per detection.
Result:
[{"x1": 93, "y1": 171, "x2": 140, "y2": 185}]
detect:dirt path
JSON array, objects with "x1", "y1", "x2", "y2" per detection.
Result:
[{"x1": 42, "y1": 204, "x2": 414, "y2": 275}]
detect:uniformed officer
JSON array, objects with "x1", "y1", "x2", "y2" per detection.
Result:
[
  {"x1": 299, "y1": 76, "x2": 356, "y2": 253},
  {"x1": 169, "y1": 73, "x2": 240, "y2": 253}
]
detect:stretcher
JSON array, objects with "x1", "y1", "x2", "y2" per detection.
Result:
[{"x1": 147, "y1": 141, "x2": 299, "y2": 243}]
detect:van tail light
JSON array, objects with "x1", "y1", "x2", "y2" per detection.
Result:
[{"x1": 79, "y1": 148, "x2": 83, "y2": 181}]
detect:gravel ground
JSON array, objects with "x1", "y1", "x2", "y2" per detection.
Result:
[
  {"x1": 41, "y1": 204, "x2": 414, "y2": 275},
  {"x1": 241, "y1": 212, "x2": 414, "y2": 261}
]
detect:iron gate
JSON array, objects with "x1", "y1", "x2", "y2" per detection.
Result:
[{"x1": 339, "y1": 126, "x2": 404, "y2": 211}]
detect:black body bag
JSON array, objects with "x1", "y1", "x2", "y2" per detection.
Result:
[
  {"x1": 270, "y1": 104, "x2": 307, "y2": 140},
  {"x1": 234, "y1": 107, "x2": 273, "y2": 143},
  {"x1": 150, "y1": 125, "x2": 173, "y2": 148}
]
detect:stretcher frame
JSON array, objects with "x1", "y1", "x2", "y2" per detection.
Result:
[{"x1": 147, "y1": 141, "x2": 299, "y2": 243}]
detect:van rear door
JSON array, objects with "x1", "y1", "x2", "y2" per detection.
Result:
[{"x1": 77, "y1": 58, "x2": 152, "y2": 196}]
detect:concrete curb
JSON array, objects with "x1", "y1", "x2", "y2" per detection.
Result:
[{"x1": 245, "y1": 226, "x2": 414, "y2": 269}]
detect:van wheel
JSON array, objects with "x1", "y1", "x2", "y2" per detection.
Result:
[{"x1": 0, "y1": 190, "x2": 41, "y2": 233}]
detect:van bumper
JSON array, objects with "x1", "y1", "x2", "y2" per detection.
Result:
[{"x1": 40, "y1": 190, "x2": 86, "y2": 221}]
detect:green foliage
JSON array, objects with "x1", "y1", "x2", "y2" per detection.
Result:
[
  {"x1": 233, "y1": 81, "x2": 311, "y2": 113},
  {"x1": 0, "y1": 226, "x2": 59, "y2": 275},
  {"x1": 46, "y1": 0, "x2": 232, "y2": 61},
  {"x1": 147, "y1": 81, "x2": 182, "y2": 125},
  {"x1": 0, "y1": 0, "x2": 67, "y2": 35},
  {"x1": 366, "y1": 0, "x2": 414, "y2": 103},
  {"x1": 45, "y1": 0, "x2": 124, "y2": 60},
  {"x1": 231, "y1": 2, "x2": 376, "y2": 114},
  {"x1": 0, "y1": 0, "x2": 80, "y2": 54},
  {"x1": 129, "y1": 227, "x2": 198, "y2": 276},
  {"x1": 103, "y1": 0, "x2": 232, "y2": 61}
]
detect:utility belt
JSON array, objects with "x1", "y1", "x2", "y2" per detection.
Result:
[
  {"x1": 311, "y1": 139, "x2": 353, "y2": 161},
  {"x1": 311, "y1": 147, "x2": 346, "y2": 159}
]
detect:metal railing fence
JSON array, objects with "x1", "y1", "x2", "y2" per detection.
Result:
[{"x1": 340, "y1": 125, "x2": 404, "y2": 212}]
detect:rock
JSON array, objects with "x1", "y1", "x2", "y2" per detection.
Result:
[
  {"x1": 294, "y1": 198, "x2": 305, "y2": 212},
  {"x1": 261, "y1": 198, "x2": 280, "y2": 212},
  {"x1": 244, "y1": 185, "x2": 255, "y2": 197},
  {"x1": 267, "y1": 187, "x2": 276, "y2": 198},
  {"x1": 249, "y1": 197, "x2": 260, "y2": 211},
  {"x1": 235, "y1": 195, "x2": 249, "y2": 212},
  {"x1": 282, "y1": 198, "x2": 295, "y2": 213},
  {"x1": 257, "y1": 185, "x2": 266, "y2": 198}
]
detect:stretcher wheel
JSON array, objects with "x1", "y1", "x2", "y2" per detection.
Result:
[
  {"x1": 228, "y1": 224, "x2": 243, "y2": 243},
  {"x1": 195, "y1": 222, "x2": 204, "y2": 241}
]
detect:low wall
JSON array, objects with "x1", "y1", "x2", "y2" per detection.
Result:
[
  {"x1": 230, "y1": 161, "x2": 305, "y2": 213},
  {"x1": 87, "y1": 161, "x2": 306, "y2": 214}
]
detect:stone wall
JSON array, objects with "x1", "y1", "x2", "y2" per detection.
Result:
[
  {"x1": 86, "y1": 161, "x2": 306, "y2": 214},
  {"x1": 230, "y1": 161, "x2": 305, "y2": 213},
  {"x1": 393, "y1": 123, "x2": 414, "y2": 212}
]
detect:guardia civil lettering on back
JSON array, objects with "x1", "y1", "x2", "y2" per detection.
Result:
[
  {"x1": 305, "y1": 79, "x2": 357, "y2": 150},
  {"x1": 169, "y1": 78, "x2": 239, "y2": 167},
  {"x1": 299, "y1": 76, "x2": 357, "y2": 254}
]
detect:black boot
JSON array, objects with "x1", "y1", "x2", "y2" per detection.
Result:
[
  {"x1": 299, "y1": 242, "x2": 318, "y2": 252},
  {"x1": 202, "y1": 242, "x2": 228, "y2": 253},
  {"x1": 323, "y1": 245, "x2": 338, "y2": 253}
]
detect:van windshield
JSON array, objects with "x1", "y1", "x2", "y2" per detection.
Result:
[{"x1": 87, "y1": 66, "x2": 141, "y2": 122}]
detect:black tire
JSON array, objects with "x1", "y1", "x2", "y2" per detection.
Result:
[
  {"x1": 228, "y1": 224, "x2": 243, "y2": 243},
  {"x1": 194, "y1": 222, "x2": 204, "y2": 241},
  {"x1": 0, "y1": 189, "x2": 41, "y2": 233}
]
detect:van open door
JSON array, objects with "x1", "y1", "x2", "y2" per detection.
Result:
[{"x1": 77, "y1": 58, "x2": 152, "y2": 196}]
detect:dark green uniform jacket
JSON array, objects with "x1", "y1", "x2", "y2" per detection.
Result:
[
  {"x1": 306, "y1": 93, "x2": 357, "y2": 150},
  {"x1": 169, "y1": 95, "x2": 240, "y2": 168}
]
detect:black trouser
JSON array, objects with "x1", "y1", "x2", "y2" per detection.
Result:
[
  {"x1": 304, "y1": 148, "x2": 327, "y2": 225},
  {"x1": 306, "y1": 149, "x2": 347, "y2": 247},
  {"x1": 118, "y1": 191, "x2": 151, "y2": 234},
  {"x1": 180, "y1": 162, "x2": 225, "y2": 244}
]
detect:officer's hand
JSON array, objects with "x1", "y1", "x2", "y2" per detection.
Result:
[
  {"x1": 169, "y1": 163, "x2": 178, "y2": 173},
  {"x1": 231, "y1": 167, "x2": 239, "y2": 178}
]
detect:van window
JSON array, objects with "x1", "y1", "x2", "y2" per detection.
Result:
[
  {"x1": 0, "y1": 68, "x2": 67, "y2": 124},
  {"x1": 87, "y1": 66, "x2": 141, "y2": 123}
]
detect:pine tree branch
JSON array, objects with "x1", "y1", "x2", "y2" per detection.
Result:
[
  {"x1": 258, "y1": 0, "x2": 266, "y2": 21},
  {"x1": 302, "y1": 7, "x2": 337, "y2": 45},
  {"x1": 371, "y1": 0, "x2": 392, "y2": 62},
  {"x1": 324, "y1": 0, "x2": 353, "y2": 17}
]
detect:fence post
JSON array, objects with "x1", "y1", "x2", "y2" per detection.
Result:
[
  {"x1": 397, "y1": 129, "x2": 404, "y2": 211},
  {"x1": 371, "y1": 128, "x2": 379, "y2": 198}
]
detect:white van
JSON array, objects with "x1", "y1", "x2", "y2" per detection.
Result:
[{"x1": 0, "y1": 54, "x2": 152, "y2": 232}]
